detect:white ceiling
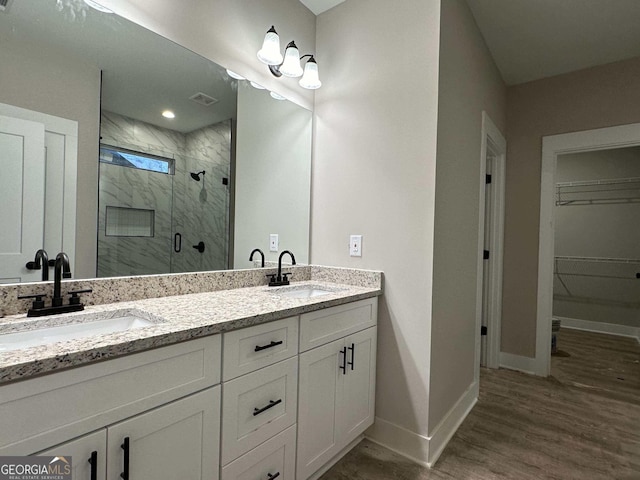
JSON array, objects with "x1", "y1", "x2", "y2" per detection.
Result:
[
  {"x1": 299, "y1": 0, "x2": 345, "y2": 16},
  {"x1": 465, "y1": 0, "x2": 640, "y2": 85}
]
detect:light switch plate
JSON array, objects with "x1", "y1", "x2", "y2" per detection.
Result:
[
  {"x1": 269, "y1": 234, "x2": 279, "y2": 252},
  {"x1": 350, "y1": 235, "x2": 362, "y2": 257}
]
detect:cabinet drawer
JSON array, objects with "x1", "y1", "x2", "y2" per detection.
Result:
[
  {"x1": 221, "y1": 425, "x2": 296, "y2": 480},
  {"x1": 221, "y1": 357, "x2": 297, "y2": 465},
  {"x1": 0, "y1": 335, "x2": 221, "y2": 455},
  {"x1": 223, "y1": 316, "x2": 298, "y2": 381},
  {"x1": 299, "y1": 298, "x2": 377, "y2": 352}
]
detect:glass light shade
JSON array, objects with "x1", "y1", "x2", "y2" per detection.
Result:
[
  {"x1": 270, "y1": 91, "x2": 286, "y2": 100},
  {"x1": 226, "y1": 69, "x2": 245, "y2": 80},
  {"x1": 257, "y1": 27, "x2": 283, "y2": 65},
  {"x1": 279, "y1": 42, "x2": 303, "y2": 78},
  {"x1": 250, "y1": 81, "x2": 265, "y2": 90},
  {"x1": 299, "y1": 58, "x2": 322, "y2": 89}
]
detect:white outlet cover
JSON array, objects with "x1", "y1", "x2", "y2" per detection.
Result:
[
  {"x1": 269, "y1": 234, "x2": 279, "y2": 252},
  {"x1": 350, "y1": 235, "x2": 362, "y2": 257}
]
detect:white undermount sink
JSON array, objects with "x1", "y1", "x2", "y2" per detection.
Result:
[
  {"x1": 274, "y1": 284, "x2": 341, "y2": 299},
  {"x1": 0, "y1": 312, "x2": 157, "y2": 352}
]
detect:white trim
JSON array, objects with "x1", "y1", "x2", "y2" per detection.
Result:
[
  {"x1": 366, "y1": 418, "x2": 430, "y2": 469},
  {"x1": 365, "y1": 381, "x2": 478, "y2": 468},
  {"x1": 537, "y1": 122, "x2": 640, "y2": 376},
  {"x1": 426, "y1": 380, "x2": 478, "y2": 467},
  {"x1": 476, "y1": 112, "x2": 506, "y2": 372},
  {"x1": 499, "y1": 352, "x2": 538, "y2": 375},
  {"x1": 555, "y1": 316, "x2": 640, "y2": 342}
]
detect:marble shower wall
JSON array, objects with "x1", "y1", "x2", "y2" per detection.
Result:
[{"x1": 98, "y1": 111, "x2": 231, "y2": 277}]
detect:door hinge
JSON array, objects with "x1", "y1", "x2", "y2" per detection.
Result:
[
  {"x1": 483, "y1": 250, "x2": 490, "y2": 260},
  {"x1": 481, "y1": 326, "x2": 488, "y2": 336},
  {"x1": 485, "y1": 174, "x2": 492, "y2": 184}
]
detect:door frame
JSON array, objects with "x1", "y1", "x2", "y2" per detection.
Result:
[
  {"x1": 475, "y1": 112, "x2": 506, "y2": 373},
  {"x1": 536, "y1": 122, "x2": 640, "y2": 376}
]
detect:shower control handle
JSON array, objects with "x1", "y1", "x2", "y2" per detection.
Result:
[
  {"x1": 193, "y1": 241, "x2": 205, "y2": 253},
  {"x1": 174, "y1": 233, "x2": 182, "y2": 253}
]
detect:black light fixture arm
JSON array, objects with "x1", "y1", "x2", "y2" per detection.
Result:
[{"x1": 268, "y1": 44, "x2": 316, "y2": 78}]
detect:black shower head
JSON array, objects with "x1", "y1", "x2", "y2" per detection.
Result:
[{"x1": 190, "y1": 170, "x2": 206, "y2": 181}]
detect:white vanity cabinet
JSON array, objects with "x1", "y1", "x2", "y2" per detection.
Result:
[
  {"x1": 35, "y1": 387, "x2": 220, "y2": 480},
  {"x1": 1, "y1": 335, "x2": 222, "y2": 480},
  {"x1": 220, "y1": 316, "x2": 299, "y2": 477},
  {"x1": 296, "y1": 298, "x2": 378, "y2": 480}
]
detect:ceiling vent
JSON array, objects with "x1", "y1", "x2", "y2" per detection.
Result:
[
  {"x1": 0, "y1": 0, "x2": 14, "y2": 13},
  {"x1": 189, "y1": 92, "x2": 218, "y2": 107}
]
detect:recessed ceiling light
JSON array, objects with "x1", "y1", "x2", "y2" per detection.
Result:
[
  {"x1": 162, "y1": 110, "x2": 175, "y2": 119},
  {"x1": 83, "y1": 0, "x2": 114, "y2": 13},
  {"x1": 226, "y1": 69, "x2": 245, "y2": 80}
]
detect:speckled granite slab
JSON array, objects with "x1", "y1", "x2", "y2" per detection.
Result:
[{"x1": 0, "y1": 266, "x2": 383, "y2": 384}]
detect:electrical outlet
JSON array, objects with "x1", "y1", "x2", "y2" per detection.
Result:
[
  {"x1": 350, "y1": 235, "x2": 362, "y2": 257},
  {"x1": 269, "y1": 234, "x2": 279, "y2": 252}
]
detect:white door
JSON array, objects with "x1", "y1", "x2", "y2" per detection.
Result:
[
  {"x1": 36, "y1": 429, "x2": 107, "y2": 480},
  {"x1": 107, "y1": 387, "x2": 220, "y2": 480},
  {"x1": 0, "y1": 115, "x2": 45, "y2": 283}
]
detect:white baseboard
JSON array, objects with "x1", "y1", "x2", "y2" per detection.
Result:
[
  {"x1": 426, "y1": 381, "x2": 478, "y2": 466},
  {"x1": 499, "y1": 352, "x2": 538, "y2": 375},
  {"x1": 555, "y1": 316, "x2": 640, "y2": 342},
  {"x1": 365, "y1": 381, "x2": 478, "y2": 468}
]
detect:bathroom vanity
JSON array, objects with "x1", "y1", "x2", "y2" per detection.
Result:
[{"x1": 0, "y1": 267, "x2": 381, "y2": 480}]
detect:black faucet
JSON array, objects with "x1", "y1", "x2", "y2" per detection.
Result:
[
  {"x1": 52, "y1": 252, "x2": 72, "y2": 307},
  {"x1": 25, "y1": 249, "x2": 50, "y2": 281},
  {"x1": 249, "y1": 248, "x2": 265, "y2": 267},
  {"x1": 268, "y1": 250, "x2": 296, "y2": 286}
]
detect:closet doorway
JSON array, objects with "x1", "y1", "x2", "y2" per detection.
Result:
[{"x1": 536, "y1": 123, "x2": 640, "y2": 376}]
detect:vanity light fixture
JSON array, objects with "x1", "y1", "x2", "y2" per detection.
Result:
[
  {"x1": 226, "y1": 69, "x2": 245, "y2": 80},
  {"x1": 162, "y1": 110, "x2": 175, "y2": 119},
  {"x1": 270, "y1": 92, "x2": 286, "y2": 101},
  {"x1": 250, "y1": 81, "x2": 266, "y2": 90},
  {"x1": 257, "y1": 26, "x2": 322, "y2": 90}
]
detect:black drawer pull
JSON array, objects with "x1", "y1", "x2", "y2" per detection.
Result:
[
  {"x1": 348, "y1": 343, "x2": 355, "y2": 370},
  {"x1": 253, "y1": 399, "x2": 282, "y2": 416},
  {"x1": 88, "y1": 450, "x2": 98, "y2": 480},
  {"x1": 339, "y1": 347, "x2": 347, "y2": 375},
  {"x1": 267, "y1": 473, "x2": 280, "y2": 480},
  {"x1": 254, "y1": 340, "x2": 283, "y2": 352},
  {"x1": 120, "y1": 437, "x2": 130, "y2": 480}
]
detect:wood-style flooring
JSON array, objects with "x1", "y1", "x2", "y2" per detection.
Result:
[{"x1": 321, "y1": 329, "x2": 640, "y2": 480}]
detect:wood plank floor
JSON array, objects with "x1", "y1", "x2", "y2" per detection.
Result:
[{"x1": 321, "y1": 329, "x2": 640, "y2": 480}]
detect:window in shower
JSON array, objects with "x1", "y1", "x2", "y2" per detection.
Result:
[{"x1": 99, "y1": 145, "x2": 174, "y2": 174}]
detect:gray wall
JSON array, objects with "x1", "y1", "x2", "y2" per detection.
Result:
[
  {"x1": 314, "y1": 0, "x2": 441, "y2": 458},
  {"x1": 430, "y1": 0, "x2": 507, "y2": 432},
  {"x1": 234, "y1": 83, "x2": 312, "y2": 269},
  {"x1": 0, "y1": 38, "x2": 101, "y2": 279},
  {"x1": 554, "y1": 147, "x2": 640, "y2": 328},
  {"x1": 504, "y1": 55, "x2": 640, "y2": 357}
]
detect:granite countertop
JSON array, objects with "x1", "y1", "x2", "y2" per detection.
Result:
[{"x1": 0, "y1": 280, "x2": 381, "y2": 384}]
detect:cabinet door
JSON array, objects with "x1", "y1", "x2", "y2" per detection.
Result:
[
  {"x1": 296, "y1": 338, "x2": 344, "y2": 480},
  {"x1": 36, "y1": 430, "x2": 106, "y2": 480},
  {"x1": 107, "y1": 386, "x2": 220, "y2": 480},
  {"x1": 339, "y1": 327, "x2": 377, "y2": 444}
]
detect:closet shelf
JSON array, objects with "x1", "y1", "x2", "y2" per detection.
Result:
[{"x1": 555, "y1": 176, "x2": 640, "y2": 205}]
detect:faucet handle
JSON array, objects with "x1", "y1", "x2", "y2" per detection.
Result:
[
  {"x1": 68, "y1": 288, "x2": 92, "y2": 305},
  {"x1": 18, "y1": 293, "x2": 47, "y2": 310},
  {"x1": 281, "y1": 272, "x2": 293, "y2": 283}
]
